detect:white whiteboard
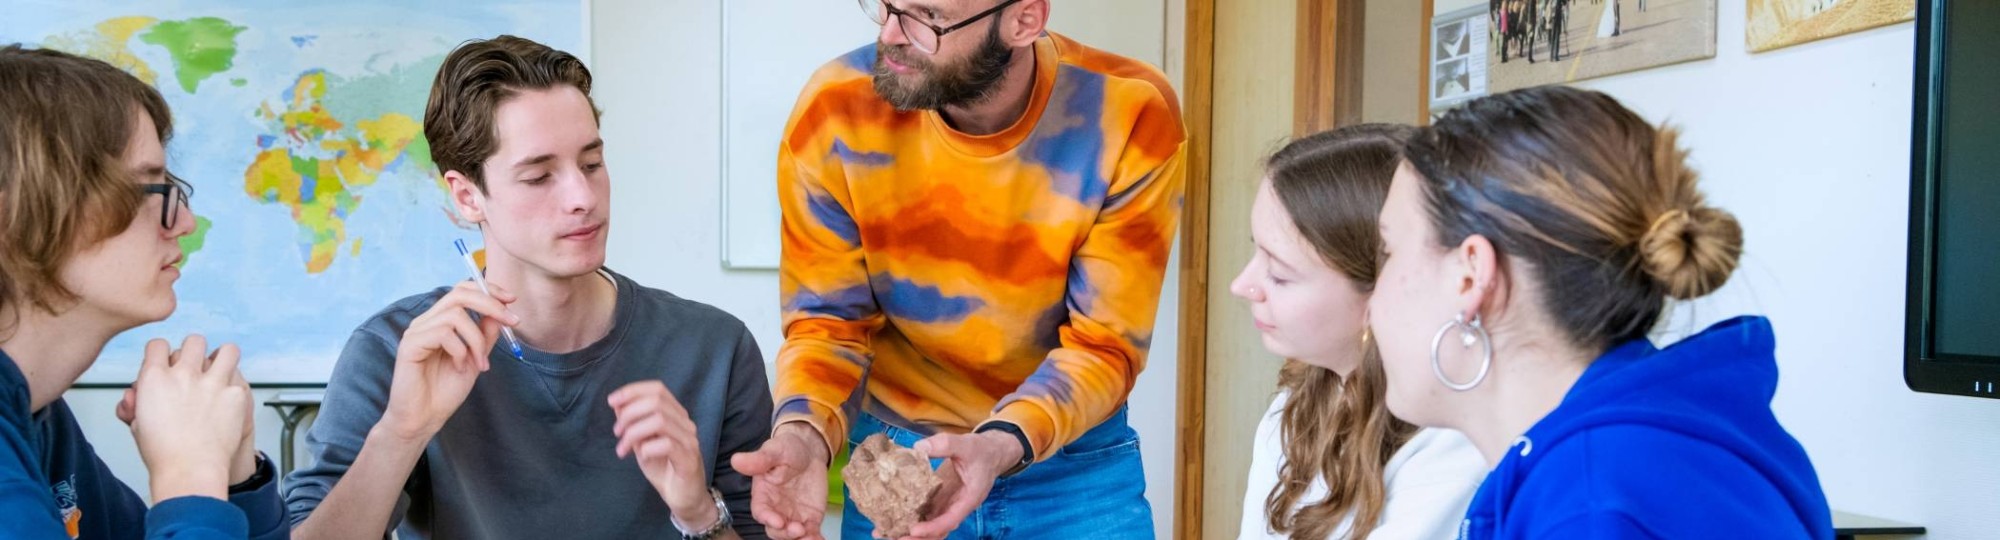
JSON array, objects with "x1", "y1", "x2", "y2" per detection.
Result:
[
  {"x1": 719, "y1": 0, "x2": 877, "y2": 269},
  {"x1": 719, "y1": 1, "x2": 1167, "y2": 269}
]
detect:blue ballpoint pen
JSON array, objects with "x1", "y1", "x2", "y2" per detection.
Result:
[{"x1": 454, "y1": 239, "x2": 525, "y2": 360}]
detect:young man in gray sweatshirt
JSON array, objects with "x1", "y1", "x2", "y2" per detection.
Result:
[{"x1": 281, "y1": 35, "x2": 771, "y2": 540}]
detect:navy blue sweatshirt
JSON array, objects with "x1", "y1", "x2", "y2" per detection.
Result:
[
  {"x1": 1460, "y1": 316, "x2": 1833, "y2": 539},
  {"x1": 1, "y1": 349, "x2": 290, "y2": 539}
]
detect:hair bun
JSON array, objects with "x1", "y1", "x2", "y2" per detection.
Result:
[{"x1": 1639, "y1": 206, "x2": 1742, "y2": 300}]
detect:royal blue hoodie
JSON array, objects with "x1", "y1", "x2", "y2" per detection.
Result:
[
  {"x1": 1, "y1": 348, "x2": 290, "y2": 539},
  {"x1": 1460, "y1": 316, "x2": 1833, "y2": 539}
]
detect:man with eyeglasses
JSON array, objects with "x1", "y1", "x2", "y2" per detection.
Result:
[
  {"x1": 140, "y1": 174, "x2": 196, "y2": 230},
  {"x1": 732, "y1": 1, "x2": 1185, "y2": 538},
  {"x1": 1, "y1": 44, "x2": 287, "y2": 540}
]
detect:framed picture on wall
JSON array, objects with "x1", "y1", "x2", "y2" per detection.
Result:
[
  {"x1": 1905, "y1": 0, "x2": 2000, "y2": 399},
  {"x1": 1748, "y1": 0, "x2": 1916, "y2": 53},
  {"x1": 1429, "y1": 5, "x2": 1488, "y2": 113},
  {"x1": 1484, "y1": 0, "x2": 1717, "y2": 93}
]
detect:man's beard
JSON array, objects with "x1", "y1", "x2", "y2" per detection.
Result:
[{"x1": 872, "y1": 22, "x2": 1014, "y2": 111}]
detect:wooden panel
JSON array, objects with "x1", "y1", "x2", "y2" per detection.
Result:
[
  {"x1": 1294, "y1": 0, "x2": 1366, "y2": 135},
  {"x1": 1360, "y1": 0, "x2": 1424, "y2": 124},
  {"x1": 1203, "y1": 0, "x2": 1296, "y2": 537},
  {"x1": 1173, "y1": 0, "x2": 1214, "y2": 538}
]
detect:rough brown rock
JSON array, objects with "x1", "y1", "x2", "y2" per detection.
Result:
[{"x1": 842, "y1": 434, "x2": 945, "y2": 538}]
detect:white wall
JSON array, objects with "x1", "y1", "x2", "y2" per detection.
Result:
[
  {"x1": 63, "y1": 1, "x2": 1187, "y2": 538},
  {"x1": 1556, "y1": 2, "x2": 1998, "y2": 538}
]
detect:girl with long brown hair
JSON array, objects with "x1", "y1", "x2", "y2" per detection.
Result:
[{"x1": 1232, "y1": 124, "x2": 1485, "y2": 539}]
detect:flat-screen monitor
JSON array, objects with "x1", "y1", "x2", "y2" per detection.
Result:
[{"x1": 1907, "y1": 0, "x2": 2000, "y2": 398}]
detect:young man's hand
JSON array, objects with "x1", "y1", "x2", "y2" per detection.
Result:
[
  {"x1": 377, "y1": 281, "x2": 515, "y2": 443},
  {"x1": 609, "y1": 381, "x2": 718, "y2": 529},
  {"x1": 731, "y1": 422, "x2": 830, "y2": 540},
  {"x1": 898, "y1": 431, "x2": 1024, "y2": 540},
  {"x1": 117, "y1": 346, "x2": 260, "y2": 485},
  {"x1": 117, "y1": 354, "x2": 260, "y2": 486},
  {"x1": 128, "y1": 335, "x2": 251, "y2": 503}
]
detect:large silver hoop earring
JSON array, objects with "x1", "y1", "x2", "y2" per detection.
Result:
[{"x1": 1430, "y1": 313, "x2": 1493, "y2": 391}]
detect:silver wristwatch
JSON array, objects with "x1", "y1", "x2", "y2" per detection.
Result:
[{"x1": 673, "y1": 487, "x2": 731, "y2": 540}]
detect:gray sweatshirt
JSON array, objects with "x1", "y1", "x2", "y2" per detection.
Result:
[{"x1": 283, "y1": 269, "x2": 772, "y2": 539}]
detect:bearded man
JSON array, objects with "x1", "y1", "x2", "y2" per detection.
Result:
[{"x1": 730, "y1": 1, "x2": 1187, "y2": 539}]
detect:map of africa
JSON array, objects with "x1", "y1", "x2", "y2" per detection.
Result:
[{"x1": 2, "y1": 1, "x2": 583, "y2": 383}]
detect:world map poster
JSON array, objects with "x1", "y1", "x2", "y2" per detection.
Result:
[{"x1": 1, "y1": 1, "x2": 585, "y2": 383}]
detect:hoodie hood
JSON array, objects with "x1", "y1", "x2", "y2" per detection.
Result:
[{"x1": 1462, "y1": 316, "x2": 1832, "y2": 539}]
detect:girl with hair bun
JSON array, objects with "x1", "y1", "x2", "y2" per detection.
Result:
[{"x1": 1368, "y1": 85, "x2": 1833, "y2": 538}]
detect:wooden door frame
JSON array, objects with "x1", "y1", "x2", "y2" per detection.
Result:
[
  {"x1": 1294, "y1": 0, "x2": 1368, "y2": 135},
  {"x1": 1173, "y1": 0, "x2": 1214, "y2": 537}
]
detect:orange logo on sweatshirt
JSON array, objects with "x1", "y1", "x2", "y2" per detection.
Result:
[
  {"x1": 53, "y1": 475, "x2": 82, "y2": 538},
  {"x1": 63, "y1": 506, "x2": 82, "y2": 538}
]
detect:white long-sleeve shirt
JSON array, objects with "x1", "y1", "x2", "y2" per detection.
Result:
[{"x1": 1238, "y1": 390, "x2": 1487, "y2": 539}]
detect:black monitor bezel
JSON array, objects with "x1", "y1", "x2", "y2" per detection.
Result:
[{"x1": 1905, "y1": 0, "x2": 2000, "y2": 398}]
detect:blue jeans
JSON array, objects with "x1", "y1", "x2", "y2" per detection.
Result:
[{"x1": 841, "y1": 408, "x2": 1153, "y2": 539}]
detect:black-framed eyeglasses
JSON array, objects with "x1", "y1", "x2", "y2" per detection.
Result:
[
  {"x1": 138, "y1": 173, "x2": 193, "y2": 230},
  {"x1": 858, "y1": 0, "x2": 1024, "y2": 55}
]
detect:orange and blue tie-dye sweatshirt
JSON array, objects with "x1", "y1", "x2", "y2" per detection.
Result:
[{"x1": 774, "y1": 33, "x2": 1186, "y2": 461}]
